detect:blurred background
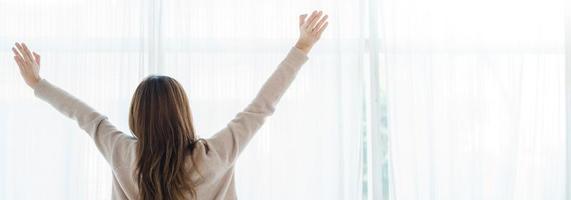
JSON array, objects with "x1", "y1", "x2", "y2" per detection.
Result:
[{"x1": 0, "y1": 0, "x2": 567, "y2": 199}]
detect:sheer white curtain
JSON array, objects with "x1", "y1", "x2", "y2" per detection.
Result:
[
  {"x1": 380, "y1": 0, "x2": 566, "y2": 199},
  {"x1": 566, "y1": 5, "x2": 571, "y2": 199},
  {"x1": 0, "y1": 0, "x2": 368, "y2": 199}
]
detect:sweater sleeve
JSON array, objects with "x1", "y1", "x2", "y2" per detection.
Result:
[
  {"x1": 34, "y1": 79, "x2": 135, "y2": 168},
  {"x1": 206, "y1": 47, "x2": 309, "y2": 166}
]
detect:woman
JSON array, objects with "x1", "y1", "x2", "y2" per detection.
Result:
[{"x1": 11, "y1": 11, "x2": 328, "y2": 200}]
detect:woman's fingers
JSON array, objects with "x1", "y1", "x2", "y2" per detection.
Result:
[
  {"x1": 12, "y1": 44, "x2": 41, "y2": 66},
  {"x1": 15, "y1": 42, "x2": 34, "y2": 64},
  {"x1": 299, "y1": 14, "x2": 307, "y2": 27},
  {"x1": 14, "y1": 55, "x2": 24, "y2": 71},
  {"x1": 313, "y1": 15, "x2": 328, "y2": 32},
  {"x1": 21, "y1": 43, "x2": 35, "y2": 63},
  {"x1": 14, "y1": 43, "x2": 26, "y2": 59},
  {"x1": 307, "y1": 11, "x2": 323, "y2": 30},
  {"x1": 12, "y1": 47, "x2": 27, "y2": 70},
  {"x1": 12, "y1": 47, "x2": 23, "y2": 60},
  {"x1": 15, "y1": 43, "x2": 32, "y2": 63},
  {"x1": 303, "y1": 11, "x2": 319, "y2": 28},
  {"x1": 317, "y1": 22, "x2": 329, "y2": 38},
  {"x1": 33, "y1": 52, "x2": 41, "y2": 65}
]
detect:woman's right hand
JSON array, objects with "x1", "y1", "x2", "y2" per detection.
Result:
[
  {"x1": 295, "y1": 10, "x2": 329, "y2": 55},
  {"x1": 12, "y1": 42, "x2": 42, "y2": 88}
]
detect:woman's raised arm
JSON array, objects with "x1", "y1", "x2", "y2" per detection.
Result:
[
  {"x1": 11, "y1": 43, "x2": 134, "y2": 168},
  {"x1": 206, "y1": 11, "x2": 329, "y2": 166}
]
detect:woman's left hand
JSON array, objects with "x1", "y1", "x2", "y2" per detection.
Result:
[
  {"x1": 295, "y1": 10, "x2": 329, "y2": 55},
  {"x1": 12, "y1": 42, "x2": 41, "y2": 88}
]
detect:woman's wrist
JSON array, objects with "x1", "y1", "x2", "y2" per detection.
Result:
[
  {"x1": 27, "y1": 76, "x2": 41, "y2": 89},
  {"x1": 294, "y1": 41, "x2": 312, "y2": 55}
]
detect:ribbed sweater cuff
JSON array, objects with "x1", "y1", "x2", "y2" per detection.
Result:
[
  {"x1": 33, "y1": 79, "x2": 53, "y2": 99},
  {"x1": 287, "y1": 47, "x2": 309, "y2": 67}
]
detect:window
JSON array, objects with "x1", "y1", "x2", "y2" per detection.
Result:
[{"x1": 0, "y1": 0, "x2": 378, "y2": 199}]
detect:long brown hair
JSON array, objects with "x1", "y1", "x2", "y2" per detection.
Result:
[{"x1": 129, "y1": 75, "x2": 198, "y2": 200}]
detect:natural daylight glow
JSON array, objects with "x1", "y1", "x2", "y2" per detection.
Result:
[
  {"x1": 0, "y1": 0, "x2": 567, "y2": 199},
  {"x1": 0, "y1": 0, "x2": 365, "y2": 199},
  {"x1": 380, "y1": 0, "x2": 566, "y2": 199}
]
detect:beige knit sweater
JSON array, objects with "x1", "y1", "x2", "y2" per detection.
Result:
[{"x1": 33, "y1": 47, "x2": 309, "y2": 200}]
